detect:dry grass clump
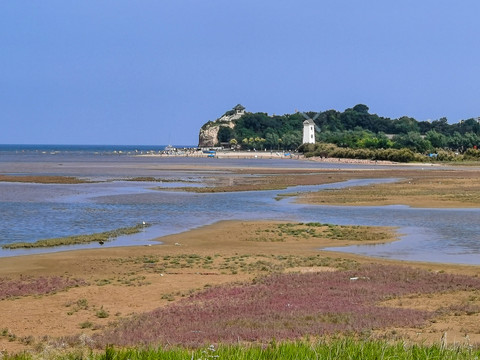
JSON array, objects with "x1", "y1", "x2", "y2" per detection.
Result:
[
  {"x1": 0, "y1": 276, "x2": 86, "y2": 299},
  {"x1": 92, "y1": 264, "x2": 480, "y2": 348}
]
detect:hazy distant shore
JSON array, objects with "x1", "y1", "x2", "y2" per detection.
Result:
[{"x1": 140, "y1": 150, "x2": 406, "y2": 165}]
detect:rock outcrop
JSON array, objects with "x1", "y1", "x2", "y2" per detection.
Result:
[{"x1": 198, "y1": 105, "x2": 245, "y2": 147}]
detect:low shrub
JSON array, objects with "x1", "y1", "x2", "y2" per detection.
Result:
[
  {"x1": 0, "y1": 276, "x2": 87, "y2": 300},
  {"x1": 463, "y1": 148, "x2": 480, "y2": 160},
  {"x1": 304, "y1": 144, "x2": 427, "y2": 162},
  {"x1": 96, "y1": 307, "x2": 109, "y2": 319},
  {"x1": 94, "y1": 264, "x2": 480, "y2": 347},
  {"x1": 79, "y1": 321, "x2": 94, "y2": 329}
]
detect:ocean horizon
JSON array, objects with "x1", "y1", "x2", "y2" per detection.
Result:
[{"x1": 0, "y1": 144, "x2": 197, "y2": 155}]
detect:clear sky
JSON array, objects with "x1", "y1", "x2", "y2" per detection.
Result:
[{"x1": 1, "y1": 1, "x2": 479, "y2": 145}]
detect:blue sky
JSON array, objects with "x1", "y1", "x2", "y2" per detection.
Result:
[{"x1": 1, "y1": 1, "x2": 479, "y2": 145}]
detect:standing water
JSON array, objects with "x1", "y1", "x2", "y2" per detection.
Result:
[{"x1": 1, "y1": 144, "x2": 479, "y2": 264}]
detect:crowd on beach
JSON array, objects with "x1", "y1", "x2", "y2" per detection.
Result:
[{"x1": 146, "y1": 148, "x2": 300, "y2": 159}]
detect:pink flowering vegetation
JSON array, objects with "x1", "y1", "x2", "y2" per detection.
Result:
[
  {"x1": 0, "y1": 275, "x2": 87, "y2": 299},
  {"x1": 95, "y1": 264, "x2": 480, "y2": 348}
]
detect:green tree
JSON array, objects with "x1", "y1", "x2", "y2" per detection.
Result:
[
  {"x1": 352, "y1": 104, "x2": 369, "y2": 114},
  {"x1": 217, "y1": 126, "x2": 234, "y2": 143},
  {"x1": 393, "y1": 116, "x2": 419, "y2": 134},
  {"x1": 317, "y1": 110, "x2": 343, "y2": 132},
  {"x1": 447, "y1": 132, "x2": 464, "y2": 152},
  {"x1": 431, "y1": 117, "x2": 450, "y2": 135},
  {"x1": 457, "y1": 118, "x2": 480, "y2": 134},
  {"x1": 376, "y1": 132, "x2": 394, "y2": 148},
  {"x1": 281, "y1": 131, "x2": 302, "y2": 149},
  {"x1": 393, "y1": 132, "x2": 431, "y2": 153},
  {"x1": 461, "y1": 132, "x2": 480, "y2": 150},
  {"x1": 425, "y1": 130, "x2": 447, "y2": 149},
  {"x1": 265, "y1": 132, "x2": 280, "y2": 149}
]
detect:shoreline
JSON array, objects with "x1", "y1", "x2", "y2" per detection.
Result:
[
  {"x1": 1, "y1": 219, "x2": 478, "y2": 272},
  {"x1": 139, "y1": 150, "x2": 442, "y2": 167}
]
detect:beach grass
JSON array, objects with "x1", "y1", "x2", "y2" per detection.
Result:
[
  {"x1": 3, "y1": 340, "x2": 480, "y2": 359},
  {"x1": 2, "y1": 223, "x2": 150, "y2": 249}
]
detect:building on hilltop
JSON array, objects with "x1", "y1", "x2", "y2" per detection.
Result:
[
  {"x1": 233, "y1": 104, "x2": 245, "y2": 115},
  {"x1": 302, "y1": 119, "x2": 315, "y2": 144}
]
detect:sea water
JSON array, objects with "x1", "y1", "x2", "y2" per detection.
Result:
[{"x1": 1, "y1": 144, "x2": 479, "y2": 264}]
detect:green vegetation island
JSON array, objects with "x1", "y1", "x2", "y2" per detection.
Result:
[{"x1": 199, "y1": 104, "x2": 480, "y2": 162}]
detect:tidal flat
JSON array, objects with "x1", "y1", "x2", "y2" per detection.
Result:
[
  {"x1": 1, "y1": 155, "x2": 480, "y2": 355},
  {"x1": 1, "y1": 220, "x2": 480, "y2": 355},
  {"x1": 297, "y1": 168, "x2": 480, "y2": 208}
]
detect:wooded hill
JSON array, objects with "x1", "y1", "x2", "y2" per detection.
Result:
[{"x1": 214, "y1": 104, "x2": 480, "y2": 160}]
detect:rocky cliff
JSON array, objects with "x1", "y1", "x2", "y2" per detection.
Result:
[{"x1": 198, "y1": 106, "x2": 245, "y2": 147}]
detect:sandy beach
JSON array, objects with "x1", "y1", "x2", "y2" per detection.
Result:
[{"x1": 142, "y1": 149, "x2": 403, "y2": 165}]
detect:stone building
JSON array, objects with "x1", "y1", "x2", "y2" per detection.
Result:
[{"x1": 233, "y1": 104, "x2": 245, "y2": 115}]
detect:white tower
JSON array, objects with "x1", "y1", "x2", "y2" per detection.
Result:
[{"x1": 302, "y1": 119, "x2": 315, "y2": 144}]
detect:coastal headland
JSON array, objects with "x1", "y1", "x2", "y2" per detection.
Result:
[{"x1": 1, "y1": 157, "x2": 480, "y2": 355}]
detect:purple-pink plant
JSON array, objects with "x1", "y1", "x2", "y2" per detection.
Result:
[
  {"x1": 0, "y1": 275, "x2": 87, "y2": 299},
  {"x1": 95, "y1": 264, "x2": 480, "y2": 347}
]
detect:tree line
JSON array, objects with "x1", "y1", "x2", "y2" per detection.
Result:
[{"x1": 215, "y1": 104, "x2": 480, "y2": 157}]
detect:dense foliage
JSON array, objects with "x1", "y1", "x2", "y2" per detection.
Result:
[
  {"x1": 214, "y1": 104, "x2": 480, "y2": 158},
  {"x1": 230, "y1": 112, "x2": 304, "y2": 150}
]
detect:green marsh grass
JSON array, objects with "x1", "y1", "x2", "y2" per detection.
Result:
[
  {"x1": 2, "y1": 223, "x2": 150, "y2": 249},
  {"x1": 3, "y1": 340, "x2": 480, "y2": 359},
  {"x1": 246, "y1": 222, "x2": 394, "y2": 245}
]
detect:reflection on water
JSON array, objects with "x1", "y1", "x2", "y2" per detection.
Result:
[{"x1": 1, "y1": 176, "x2": 480, "y2": 265}]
